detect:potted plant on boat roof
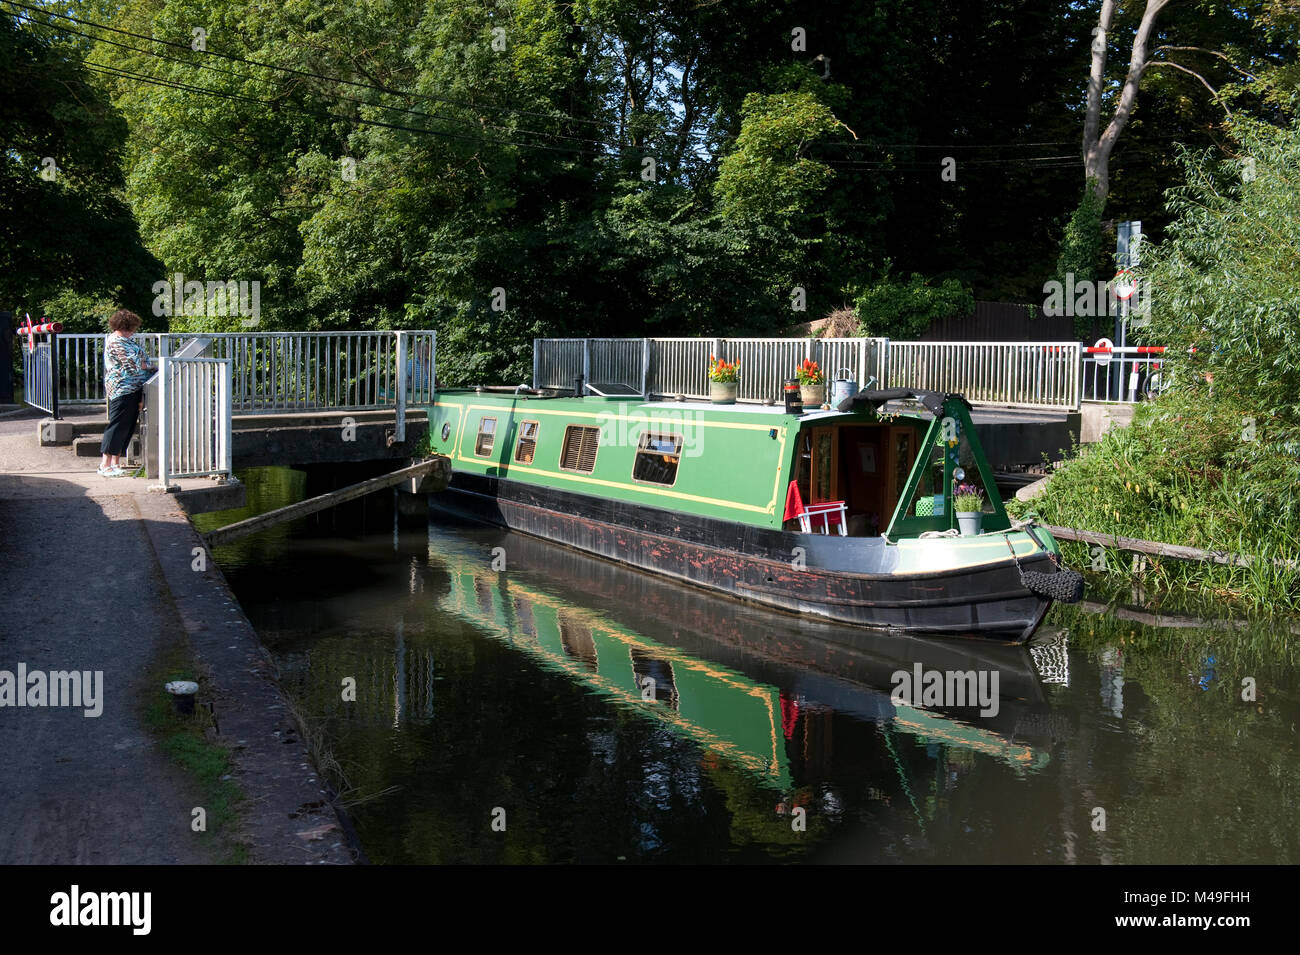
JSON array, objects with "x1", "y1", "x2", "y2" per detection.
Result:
[
  {"x1": 953, "y1": 482, "x2": 984, "y2": 536},
  {"x1": 708, "y1": 355, "x2": 740, "y2": 404},
  {"x1": 796, "y1": 359, "x2": 826, "y2": 407}
]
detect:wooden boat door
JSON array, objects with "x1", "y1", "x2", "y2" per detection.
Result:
[{"x1": 810, "y1": 426, "x2": 839, "y2": 503}]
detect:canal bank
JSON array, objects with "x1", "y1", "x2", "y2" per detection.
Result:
[{"x1": 0, "y1": 411, "x2": 353, "y2": 864}]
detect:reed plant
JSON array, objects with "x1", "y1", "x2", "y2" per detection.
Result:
[{"x1": 1011, "y1": 388, "x2": 1300, "y2": 615}]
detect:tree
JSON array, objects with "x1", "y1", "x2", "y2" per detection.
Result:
[
  {"x1": 852, "y1": 273, "x2": 974, "y2": 340},
  {"x1": 1082, "y1": 0, "x2": 1274, "y2": 206},
  {"x1": 1083, "y1": 0, "x2": 1172, "y2": 205},
  {"x1": 0, "y1": 11, "x2": 160, "y2": 327}
]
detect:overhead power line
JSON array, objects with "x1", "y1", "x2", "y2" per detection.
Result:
[
  {"x1": 77, "y1": 60, "x2": 609, "y2": 157},
  {"x1": 6, "y1": 0, "x2": 1151, "y2": 158},
  {"x1": 22, "y1": 10, "x2": 616, "y2": 151},
  {"x1": 2, "y1": 0, "x2": 613, "y2": 134}
]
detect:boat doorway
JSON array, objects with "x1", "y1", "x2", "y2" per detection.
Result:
[{"x1": 790, "y1": 422, "x2": 920, "y2": 537}]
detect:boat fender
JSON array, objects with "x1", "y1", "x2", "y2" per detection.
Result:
[{"x1": 1022, "y1": 567, "x2": 1085, "y2": 604}]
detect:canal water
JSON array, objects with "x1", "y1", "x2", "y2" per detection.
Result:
[{"x1": 197, "y1": 467, "x2": 1300, "y2": 864}]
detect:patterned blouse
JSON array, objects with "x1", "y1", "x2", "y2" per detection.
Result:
[{"x1": 104, "y1": 333, "x2": 154, "y2": 401}]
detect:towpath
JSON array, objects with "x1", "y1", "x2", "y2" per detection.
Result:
[{"x1": 0, "y1": 408, "x2": 353, "y2": 864}]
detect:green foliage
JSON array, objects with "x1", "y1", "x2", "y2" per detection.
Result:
[
  {"x1": 1012, "y1": 392, "x2": 1300, "y2": 613},
  {"x1": 852, "y1": 273, "x2": 974, "y2": 339},
  {"x1": 714, "y1": 91, "x2": 843, "y2": 222},
  {"x1": 1143, "y1": 117, "x2": 1300, "y2": 444},
  {"x1": 6, "y1": 0, "x2": 1293, "y2": 380},
  {"x1": 37, "y1": 289, "x2": 119, "y2": 335},
  {"x1": 0, "y1": 13, "x2": 161, "y2": 318},
  {"x1": 1053, "y1": 184, "x2": 1106, "y2": 338}
]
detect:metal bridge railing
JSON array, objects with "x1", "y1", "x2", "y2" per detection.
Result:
[
  {"x1": 532, "y1": 338, "x2": 587, "y2": 392},
  {"x1": 819, "y1": 337, "x2": 886, "y2": 393},
  {"x1": 154, "y1": 355, "x2": 232, "y2": 485},
  {"x1": 647, "y1": 338, "x2": 714, "y2": 400},
  {"x1": 54, "y1": 333, "x2": 163, "y2": 404},
  {"x1": 722, "y1": 338, "x2": 811, "y2": 403},
  {"x1": 560, "y1": 336, "x2": 1178, "y2": 412},
  {"x1": 23, "y1": 340, "x2": 56, "y2": 416},
  {"x1": 48, "y1": 330, "x2": 437, "y2": 477},
  {"x1": 1081, "y1": 346, "x2": 1166, "y2": 404},
  {"x1": 55, "y1": 330, "x2": 437, "y2": 413},
  {"x1": 49, "y1": 330, "x2": 1165, "y2": 423},
  {"x1": 535, "y1": 336, "x2": 889, "y2": 403},
  {"x1": 884, "y1": 341, "x2": 1081, "y2": 410}
]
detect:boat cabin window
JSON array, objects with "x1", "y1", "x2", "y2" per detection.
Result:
[
  {"x1": 632, "y1": 432, "x2": 682, "y2": 486},
  {"x1": 559, "y1": 425, "x2": 601, "y2": 473},
  {"x1": 474, "y1": 417, "x2": 497, "y2": 456},
  {"x1": 514, "y1": 420, "x2": 539, "y2": 464}
]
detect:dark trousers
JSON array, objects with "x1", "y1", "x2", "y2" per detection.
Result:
[{"x1": 101, "y1": 389, "x2": 143, "y2": 456}]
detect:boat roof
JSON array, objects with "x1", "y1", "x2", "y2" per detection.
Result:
[
  {"x1": 436, "y1": 389, "x2": 932, "y2": 423},
  {"x1": 638, "y1": 400, "x2": 850, "y2": 422}
]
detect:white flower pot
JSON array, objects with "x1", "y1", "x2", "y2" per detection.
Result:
[{"x1": 709, "y1": 380, "x2": 738, "y2": 404}]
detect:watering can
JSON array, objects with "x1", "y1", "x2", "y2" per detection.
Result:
[{"x1": 830, "y1": 368, "x2": 858, "y2": 407}]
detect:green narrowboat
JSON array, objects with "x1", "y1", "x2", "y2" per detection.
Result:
[{"x1": 424, "y1": 384, "x2": 1082, "y2": 643}]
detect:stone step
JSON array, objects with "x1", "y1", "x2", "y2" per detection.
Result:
[{"x1": 73, "y1": 434, "x2": 141, "y2": 461}]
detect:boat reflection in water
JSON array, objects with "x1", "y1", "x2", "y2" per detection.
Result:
[{"x1": 428, "y1": 517, "x2": 1058, "y2": 794}]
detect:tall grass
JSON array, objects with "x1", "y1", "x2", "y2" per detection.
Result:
[{"x1": 1012, "y1": 390, "x2": 1300, "y2": 615}]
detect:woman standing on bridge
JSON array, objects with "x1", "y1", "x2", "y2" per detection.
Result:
[{"x1": 99, "y1": 310, "x2": 155, "y2": 477}]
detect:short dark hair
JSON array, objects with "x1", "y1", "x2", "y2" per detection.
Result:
[{"x1": 108, "y1": 309, "x2": 142, "y2": 333}]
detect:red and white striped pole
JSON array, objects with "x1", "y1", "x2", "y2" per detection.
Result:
[
  {"x1": 14, "y1": 315, "x2": 64, "y2": 418},
  {"x1": 13, "y1": 314, "x2": 64, "y2": 352}
]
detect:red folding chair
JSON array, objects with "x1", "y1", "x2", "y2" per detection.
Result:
[{"x1": 784, "y1": 481, "x2": 848, "y2": 536}]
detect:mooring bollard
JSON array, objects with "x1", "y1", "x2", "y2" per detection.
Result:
[{"x1": 165, "y1": 680, "x2": 199, "y2": 715}]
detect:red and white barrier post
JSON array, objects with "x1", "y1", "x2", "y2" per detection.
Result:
[{"x1": 13, "y1": 314, "x2": 64, "y2": 418}]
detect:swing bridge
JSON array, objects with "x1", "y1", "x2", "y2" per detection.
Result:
[{"x1": 6, "y1": 325, "x2": 1161, "y2": 497}]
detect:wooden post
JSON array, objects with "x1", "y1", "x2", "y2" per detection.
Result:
[{"x1": 1042, "y1": 524, "x2": 1300, "y2": 570}]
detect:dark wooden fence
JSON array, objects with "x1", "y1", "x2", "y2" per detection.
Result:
[{"x1": 920, "y1": 301, "x2": 1078, "y2": 342}]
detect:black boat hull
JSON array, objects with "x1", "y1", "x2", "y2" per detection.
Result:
[{"x1": 431, "y1": 472, "x2": 1057, "y2": 643}]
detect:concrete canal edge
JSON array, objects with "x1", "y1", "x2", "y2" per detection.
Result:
[{"x1": 136, "y1": 491, "x2": 360, "y2": 865}]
